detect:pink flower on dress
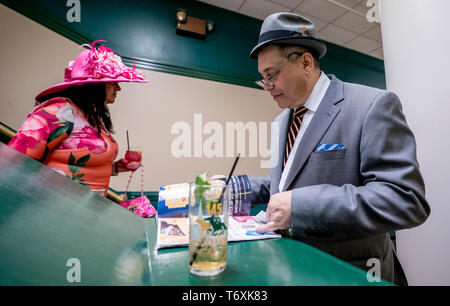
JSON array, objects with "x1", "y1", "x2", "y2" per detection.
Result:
[
  {"x1": 78, "y1": 127, "x2": 106, "y2": 153},
  {"x1": 22, "y1": 114, "x2": 48, "y2": 133},
  {"x1": 10, "y1": 114, "x2": 50, "y2": 153},
  {"x1": 80, "y1": 126, "x2": 98, "y2": 135},
  {"x1": 53, "y1": 101, "x2": 106, "y2": 154},
  {"x1": 58, "y1": 126, "x2": 107, "y2": 154},
  {"x1": 58, "y1": 137, "x2": 79, "y2": 150},
  {"x1": 44, "y1": 101, "x2": 67, "y2": 114},
  {"x1": 9, "y1": 134, "x2": 40, "y2": 154}
]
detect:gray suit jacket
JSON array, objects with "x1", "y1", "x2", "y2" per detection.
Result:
[{"x1": 250, "y1": 75, "x2": 430, "y2": 284}]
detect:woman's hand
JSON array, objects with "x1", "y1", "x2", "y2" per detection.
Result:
[{"x1": 113, "y1": 158, "x2": 141, "y2": 174}]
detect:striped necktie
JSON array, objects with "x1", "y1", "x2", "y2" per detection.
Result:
[{"x1": 283, "y1": 106, "x2": 308, "y2": 170}]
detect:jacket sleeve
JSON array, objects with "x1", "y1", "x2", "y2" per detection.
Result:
[
  {"x1": 291, "y1": 91, "x2": 430, "y2": 241},
  {"x1": 249, "y1": 174, "x2": 271, "y2": 206}
]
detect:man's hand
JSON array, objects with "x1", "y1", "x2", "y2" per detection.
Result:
[{"x1": 256, "y1": 190, "x2": 292, "y2": 233}]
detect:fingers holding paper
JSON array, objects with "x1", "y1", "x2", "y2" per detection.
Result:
[{"x1": 256, "y1": 190, "x2": 292, "y2": 233}]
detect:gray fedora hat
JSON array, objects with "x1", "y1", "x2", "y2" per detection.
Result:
[{"x1": 250, "y1": 12, "x2": 327, "y2": 59}]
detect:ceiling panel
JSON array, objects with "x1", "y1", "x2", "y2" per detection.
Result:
[
  {"x1": 196, "y1": 0, "x2": 383, "y2": 59},
  {"x1": 333, "y1": 11, "x2": 377, "y2": 34},
  {"x1": 352, "y1": 0, "x2": 372, "y2": 15},
  {"x1": 197, "y1": 0, "x2": 245, "y2": 11},
  {"x1": 294, "y1": 10, "x2": 329, "y2": 31},
  {"x1": 318, "y1": 23, "x2": 359, "y2": 45},
  {"x1": 368, "y1": 46, "x2": 384, "y2": 59},
  {"x1": 363, "y1": 25, "x2": 382, "y2": 42},
  {"x1": 271, "y1": 0, "x2": 304, "y2": 9},
  {"x1": 344, "y1": 35, "x2": 381, "y2": 53},
  {"x1": 297, "y1": 0, "x2": 347, "y2": 22},
  {"x1": 240, "y1": 0, "x2": 290, "y2": 20},
  {"x1": 334, "y1": 0, "x2": 363, "y2": 7}
]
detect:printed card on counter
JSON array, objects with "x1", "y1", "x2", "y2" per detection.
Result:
[
  {"x1": 156, "y1": 214, "x2": 281, "y2": 250},
  {"x1": 157, "y1": 175, "x2": 251, "y2": 219}
]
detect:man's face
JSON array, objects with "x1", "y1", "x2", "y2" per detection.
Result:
[
  {"x1": 104, "y1": 82, "x2": 121, "y2": 105},
  {"x1": 257, "y1": 45, "x2": 309, "y2": 109}
]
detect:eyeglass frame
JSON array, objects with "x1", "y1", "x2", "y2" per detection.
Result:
[{"x1": 255, "y1": 51, "x2": 304, "y2": 88}]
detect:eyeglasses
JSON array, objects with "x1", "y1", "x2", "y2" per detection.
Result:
[{"x1": 255, "y1": 52, "x2": 304, "y2": 88}]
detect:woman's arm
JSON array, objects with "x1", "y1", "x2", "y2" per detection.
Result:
[{"x1": 8, "y1": 99, "x2": 74, "y2": 161}]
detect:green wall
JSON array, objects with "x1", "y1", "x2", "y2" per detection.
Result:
[{"x1": 1, "y1": 0, "x2": 386, "y2": 89}]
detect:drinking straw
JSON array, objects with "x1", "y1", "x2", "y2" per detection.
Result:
[
  {"x1": 126, "y1": 130, "x2": 130, "y2": 151},
  {"x1": 225, "y1": 153, "x2": 240, "y2": 186},
  {"x1": 219, "y1": 153, "x2": 240, "y2": 203}
]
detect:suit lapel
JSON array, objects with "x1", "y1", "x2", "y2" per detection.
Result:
[
  {"x1": 271, "y1": 108, "x2": 292, "y2": 194},
  {"x1": 282, "y1": 75, "x2": 344, "y2": 191}
]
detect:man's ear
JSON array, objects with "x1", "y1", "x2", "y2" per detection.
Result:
[{"x1": 301, "y1": 52, "x2": 315, "y2": 72}]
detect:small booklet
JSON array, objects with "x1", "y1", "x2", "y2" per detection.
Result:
[{"x1": 156, "y1": 213, "x2": 281, "y2": 250}]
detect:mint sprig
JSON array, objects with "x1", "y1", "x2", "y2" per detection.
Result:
[{"x1": 194, "y1": 171, "x2": 211, "y2": 216}]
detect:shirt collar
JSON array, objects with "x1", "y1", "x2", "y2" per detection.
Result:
[{"x1": 295, "y1": 71, "x2": 331, "y2": 113}]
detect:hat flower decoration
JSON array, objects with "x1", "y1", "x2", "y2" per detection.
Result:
[
  {"x1": 80, "y1": 40, "x2": 146, "y2": 81},
  {"x1": 36, "y1": 40, "x2": 148, "y2": 102}
]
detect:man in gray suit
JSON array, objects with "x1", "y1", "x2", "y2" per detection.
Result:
[{"x1": 249, "y1": 12, "x2": 430, "y2": 285}]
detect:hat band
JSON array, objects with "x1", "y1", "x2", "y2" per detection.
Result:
[{"x1": 258, "y1": 30, "x2": 310, "y2": 44}]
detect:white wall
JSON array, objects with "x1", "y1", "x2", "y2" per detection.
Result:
[
  {"x1": 0, "y1": 4, "x2": 280, "y2": 191},
  {"x1": 381, "y1": 0, "x2": 450, "y2": 285}
]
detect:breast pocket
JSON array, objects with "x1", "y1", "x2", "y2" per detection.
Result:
[
  {"x1": 302, "y1": 149, "x2": 347, "y2": 186},
  {"x1": 309, "y1": 148, "x2": 346, "y2": 161}
]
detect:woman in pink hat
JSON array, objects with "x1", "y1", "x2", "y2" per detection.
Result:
[{"x1": 8, "y1": 40, "x2": 148, "y2": 197}]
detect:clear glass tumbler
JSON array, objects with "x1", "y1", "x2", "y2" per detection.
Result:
[{"x1": 188, "y1": 181, "x2": 229, "y2": 276}]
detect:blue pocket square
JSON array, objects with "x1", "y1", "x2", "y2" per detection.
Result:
[{"x1": 317, "y1": 144, "x2": 345, "y2": 152}]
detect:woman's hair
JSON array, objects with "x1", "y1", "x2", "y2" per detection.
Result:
[{"x1": 37, "y1": 83, "x2": 113, "y2": 134}]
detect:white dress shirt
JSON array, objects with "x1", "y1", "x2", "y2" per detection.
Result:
[{"x1": 279, "y1": 71, "x2": 331, "y2": 192}]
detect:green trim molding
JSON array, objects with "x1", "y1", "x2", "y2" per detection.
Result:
[{"x1": 1, "y1": 0, "x2": 385, "y2": 89}]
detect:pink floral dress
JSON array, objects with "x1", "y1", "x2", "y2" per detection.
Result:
[{"x1": 9, "y1": 97, "x2": 118, "y2": 197}]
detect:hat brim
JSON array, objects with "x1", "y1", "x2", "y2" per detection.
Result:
[
  {"x1": 35, "y1": 77, "x2": 148, "y2": 102},
  {"x1": 250, "y1": 36, "x2": 327, "y2": 59}
]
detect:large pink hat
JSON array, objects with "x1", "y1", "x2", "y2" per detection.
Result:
[{"x1": 35, "y1": 40, "x2": 148, "y2": 102}]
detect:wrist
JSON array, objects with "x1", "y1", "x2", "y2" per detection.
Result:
[{"x1": 111, "y1": 161, "x2": 119, "y2": 176}]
